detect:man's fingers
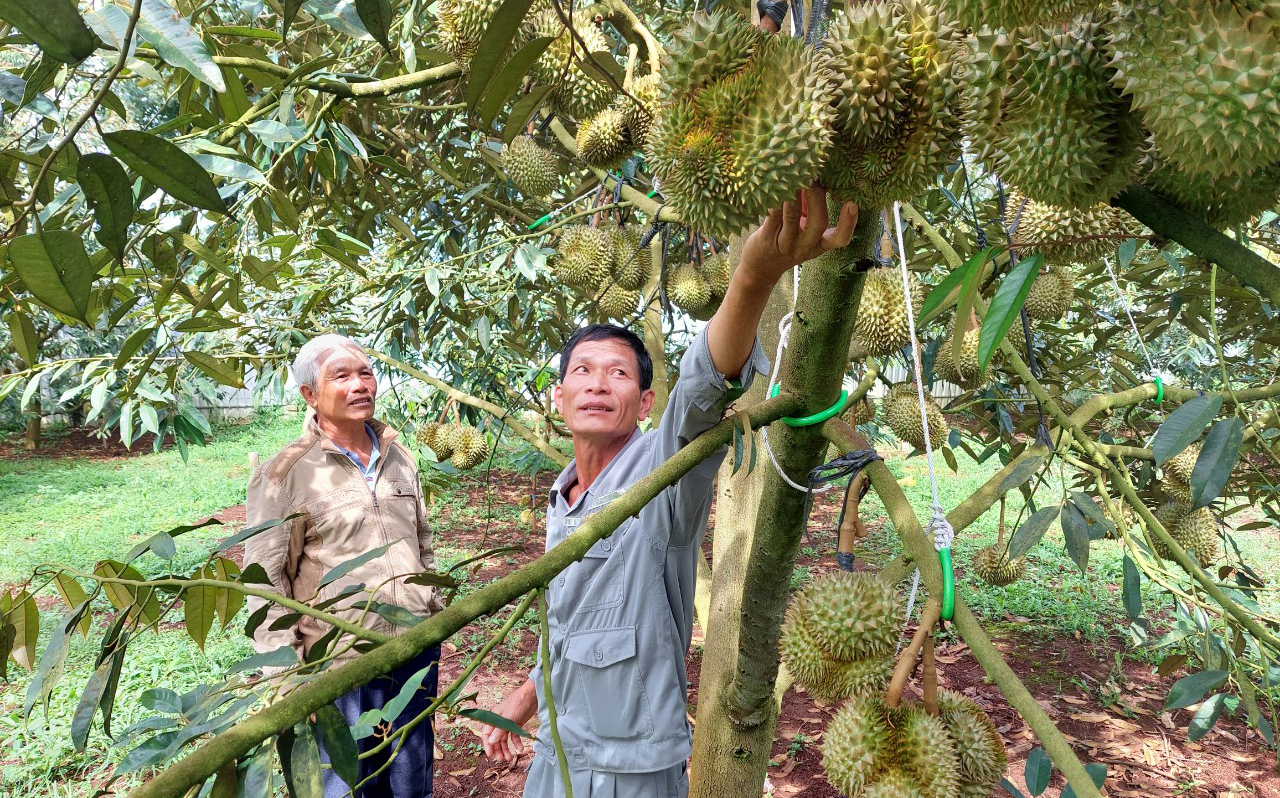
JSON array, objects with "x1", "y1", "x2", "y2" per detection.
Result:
[
  {"x1": 821, "y1": 201, "x2": 859, "y2": 250},
  {"x1": 797, "y1": 184, "x2": 828, "y2": 250},
  {"x1": 778, "y1": 192, "x2": 802, "y2": 253}
]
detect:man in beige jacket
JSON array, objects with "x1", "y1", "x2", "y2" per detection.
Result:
[{"x1": 245, "y1": 333, "x2": 444, "y2": 798}]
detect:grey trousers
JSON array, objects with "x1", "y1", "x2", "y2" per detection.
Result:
[{"x1": 523, "y1": 755, "x2": 688, "y2": 798}]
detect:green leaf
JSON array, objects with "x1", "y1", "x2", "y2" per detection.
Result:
[
  {"x1": 1151, "y1": 393, "x2": 1223, "y2": 466},
  {"x1": 184, "y1": 350, "x2": 245, "y2": 388},
  {"x1": 1165, "y1": 670, "x2": 1228, "y2": 711},
  {"x1": 996, "y1": 455, "x2": 1044, "y2": 494},
  {"x1": 211, "y1": 558, "x2": 244, "y2": 631},
  {"x1": 71, "y1": 659, "x2": 114, "y2": 751},
  {"x1": 239, "y1": 744, "x2": 273, "y2": 798},
  {"x1": 1189, "y1": 417, "x2": 1243, "y2": 509},
  {"x1": 8, "y1": 231, "x2": 95, "y2": 323},
  {"x1": 114, "y1": 324, "x2": 155, "y2": 371},
  {"x1": 354, "y1": 0, "x2": 393, "y2": 50},
  {"x1": 23, "y1": 609, "x2": 75, "y2": 718},
  {"x1": 1059, "y1": 763, "x2": 1107, "y2": 798},
  {"x1": 1118, "y1": 237, "x2": 1137, "y2": 269},
  {"x1": 465, "y1": 0, "x2": 537, "y2": 110},
  {"x1": 77, "y1": 153, "x2": 134, "y2": 262},
  {"x1": 478, "y1": 36, "x2": 554, "y2": 128},
  {"x1": 312, "y1": 705, "x2": 358, "y2": 785},
  {"x1": 1122, "y1": 556, "x2": 1141, "y2": 622},
  {"x1": 1008, "y1": 506, "x2": 1057, "y2": 560},
  {"x1": 978, "y1": 253, "x2": 1041, "y2": 370},
  {"x1": 53, "y1": 574, "x2": 92, "y2": 635},
  {"x1": 284, "y1": 722, "x2": 324, "y2": 798},
  {"x1": 94, "y1": 560, "x2": 163, "y2": 625},
  {"x1": 5, "y1": 591, "x2": 39, "y2": 671},
  {"x1": 1024, "y1": 746, "x2": 1051, "y2": 796},
  {"x1": 6, "y1": 310, "x2": 38, "y2": 365},
  {"x1": 184, "y1": 569, "x2": 218, "y2": 651},
  {"x1": 578, "y1": 50, "x2": 625, "y2": 90},
  {"x1": 175, "y1": 315, "x2": 238, "y2": 332},
  {"x1": 999, "y1": 777, "x2": 1028, "y2": 798},
  {"x1": 379, "y1": 661, "x2": 434, "y2": 724},
  {"x1": 1187, "y1": 693, "x2": 1229, "y2": 741},
  {"x1": 136, "y1": 0, "x2": 226, "y2": 91},
  {"x1": 0, "y1": 0, "x2": 99, "y2": 63},
  {"x1": 318, "y1": 542, "x2": 400, "y2": 588},
  {"x1": 1070, "y1": 491, "x2": 1114, "y2": 539},
  {"x1": 227, "y1": 645, "x2": 298, "y2": 674},
  {"x1": 926, "y1": 246, "x2": 992, "y2": 325},
  {"x1": 216, "y1": 515, "x2": 295, "y2": 551},
  {"x1": 282, "y1": 0, "x2": 305, "y2": 37},
  {"x1": 503, "y1": 85, "x2": 555, "y2": 143},
  {"x1": 104, "y1": 130, "x2": 227, "y2": 214},
  {"x1": 0, "y1": 622, "x2": 13, "y2": 681},
  {"x1": 1060, "y1": 502, "x2": 1090, "y2": 574},
  {"x1": 457, "y1": 706, "x2": 532, "y2": 738}
]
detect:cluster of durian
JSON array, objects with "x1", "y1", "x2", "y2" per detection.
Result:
[
  {"x1": 1149, "y1": 500, "x2": 1221, "y2": 567},
  {"x1": 852, "y1": 268, "x2": 926, "y2": 357},
  {"x1": 436, "y1": 0, "x2": 505, "y2": 69},
  {"x1": 884, "y1": 383, "x2": 949, "y2": 451},
  {"x1": 577, "y1": 72, "x2": 662, "y2": 170},
  {"x1": 417, "y1": 422, "x2": 488, "y2": 470},
  {"x1": 780, "y1": 572, "x2": 898, "y2": 703},
  {"x1": 666, "y1": 252, "x2": 730, "y2": 320},
  {"x1": 971, "y1": 543, "x2": 1026, "y2": 586},
  {"x1": 500, "y1": 136, "x2": 561, "y2": 199},
  {"x1": 823, "y1": 688, "x2": 1006, "y2": 798},
  {"x1": 1006, "y1": 191, "x2": 1140, "y2": 265},
  {"x1": 550, "y1": 224, "x2": 655, "y2": 321},
  {"x1": 644, "y1": 10, "x2": 834, "y2": 240},
  {"x1": 821, "y1": 0, "x2": 965, "y2": 207}
]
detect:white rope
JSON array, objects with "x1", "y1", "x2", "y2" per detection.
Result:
[{"x1": 1102, "y1": 256, "x2": 1158, "y2": 380}]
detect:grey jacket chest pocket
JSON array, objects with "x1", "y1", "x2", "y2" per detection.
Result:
[
  {"x1": 564, "y1": 625, "x2": 653, "y2": 740},
  {"x1": 572, "y1": 518, "x2": 630, "y2": 613}
]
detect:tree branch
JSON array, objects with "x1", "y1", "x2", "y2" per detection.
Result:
[{"x1": 548, "y1": 118, "x2": 681, "y2": 223}]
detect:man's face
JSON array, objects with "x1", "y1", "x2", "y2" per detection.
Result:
[
  {"x1": 554, "y1": 338, "x2": 654, "y2": 444},
  {"x1": 300, "y1": 345, "x2": 377, "y2": 425}
]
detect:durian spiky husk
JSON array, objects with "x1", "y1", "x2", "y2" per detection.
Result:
[
  {"x1": 415, "y1": 421, "x2": 441, "y2": 449},
  {"x1": 972, "y1": 543, "x2": 1026, "y2": 586},
  {"x1": 895, "y1": 706, "x2": 962, "y2": 798},
  {"x1": 1149, "y1": 499, "x2": 1188, "y2": 561},
  {"x1": 782, "y1": 604, "x2": 894, "y2": 702},
  {"x1": 942, "y1": 0, "x2": 1106, "y2": 30},
  {"x1": 885, "y1": 383, "x2": 949, "y2": 451},
  {"x1": 853, "y1": 267, "x2": 926, "y2": 357},
  {"x1": 594, "y1": 283, "x2": 641, "y2": 321},
  {"x1": 1171, "y1": 506, "x2": 1221, "y2": 566},
  {"x1": 437, "y1": 0, "x2": 507, "y2": 70},
  {"x1": 450, "y1": 426, "x2": 488, "y2": 470},
  {"x1": 646, "y1": 10, "x2": 835, "y2": 239},
  {"x1": 794, "y1": 571, "x2": 900, "y2": 661},
  {"x1": 824, "y1": 697, "x2": 963, "y2": 798},
  {"x1": 430, "y1": 423, "x2": 462, "y2": 461},
  {"x1": 846, "y1": 396, "x2": 877, "y2": 426},
  {"x1": 610, "y1": 226, "x2": 653, "y2": 291},
  {"x1": 935, "y1": 323, "x2": 984, "y2": 390},
  {"x1": 964, "y1": 11, "x2": 1142, "y2": 209},
  {"x1": 823, "y1": 696, "x2": 892, "y2": 798},
  {"x1": 668, "y1": 263, "x2": 712, "y2": 312},
  {"x1": 1007, "y1": 190, "x2": 1141, "y2": 265},
  {"x1": 501, "y1": 135, "x2": 560, "y2": 199},
  {"x1": 552, "y1": 225, "x2": 614, "y2": 290},
  {"x1": 1139, "y1": 145, "x2": 1280, "y2": 228},
  {"x1": 618, "y1": 72, "x2": 661, "y2": 150},
  {"x1": 577, "y1": 107, "x2": 633, "y2": 170},
  {"x1": 1108, "y1": 0, "x2": 1280, "y2": 182},
  {"x1": 701, "y1": 251, "x2": 731, "y2": 296},
  {"x1": 937, "y1": 688, "x2": 1007, "y2": 798},
  {"x1": 821, "y1": 0, "x2": 964, "y2": 207},
  {"x1": 530, "y1": 10, "x2": 617, "y2": 119},
  {"x1": 1023, "y1": 267, "x2": 1075, "y2": 320},
  {"x1": 1164, "y1": 442, "x2": 1202, "y2": 485}
]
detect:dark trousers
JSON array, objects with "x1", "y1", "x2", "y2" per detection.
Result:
[{"x1": 322, "y1": 647, "x2": 440, "y2": 798}]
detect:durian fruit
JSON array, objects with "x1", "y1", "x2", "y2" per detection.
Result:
[
  {"x1": 1007, "y1": 191, "x2": 1141, "y2": 265},
  {"x1": 937, "y1": 689, "x2": 1006, "y2": 798},
  {"x1": 1023, "y1": 267, "x2": 1075, "y2": 320},
  {"x1": 667, "y1": 263, "x2": 712, "y2": 312},
  {"x1": 450, "y1": 426, "x2": 488, "y2": 470},
  {"x1": 1101, "y1": 497, "x2": 1134, "y2": 539},
  {"x1": 595, "y1": 283, "x2": 640, "y2": 321},
  {"x1": 935, "y1": 322, "x2": 984, "y2": 390},
  {"x1": 972, "y1": 543, "x2": 1026, "y2": 586},
  {"x1": 1140, "y1": 147, "x2": 1280, "y2": 228},
  {"x1": 964, "y1": 12, "x2": 1142, "y2": 209},
  {"x1": 823, "y1": 696, "x2": 891, "y2": 797},
  {"x1": 1161, "y1": 442, "x2": 1201, "y2": 503},
  {"x1": 501, "y1": 136, "x2": 560, "y2": 199},
  {"x1": 618, "y1": 72, "x2": 661, "y2": 150},
  {"x1": 1148, "y1": 499, "x2": 1187, "y2": 561},
  {"x1": 885, "y1": 383, "x2": 949, "y2": 451},
  {"x1": 530, "y1": 10, "x2": 617, "y2": 119},
  {"x1": 942, "y1": 0, "x2": 1106, "y2": 30},
  {"x1": 821, "y1": 0, "x2": 964, "y2": 207},
  {"x1": 793, "y1": 571, "x2": 900, "y2": 661},
  {"x1": 846, "y1": 396, "x2": 876, "y2": 426},
  {"x1": 1171, "y1": 506, "x2": 1221, "y2": 567},
  {"x1": 552, "y1": 225, "x2": 614, "y2": 290},
  {"x1": 893, "y1": 705, "x2": 962, "y2": 798},
  {"x1": 437, "y1": 0, "x2": 506, "y2": 69},
  {"x1": 576, "y1": 107, "x2": 633, "y2": 170},
  {"x1": 645, "y1": 10, "x2": 835, "y2": 239},
  {"x1": 610, "y1": 226, "x2": 653, "y2": 291},
  {"x1": 1107, "y1": 0, "x2": 1280, "y2": 183},
  {"x1": 780, "y1": 605, "x2": 893, "y2": 703},
  {"x1": 415, "y1": 421, "x2": 441, "y2": 450},
  {"x1": 852, "y1": 268, "x2": 926, "y2": 357},
  {"x1": 429, "y1": 423, "x2": 461, "y2": 461},
  {"x1": 823, "y1": 697, "x2": 961, "y2": 798},
  {"x1": 701, "y1": 251, "x2": 731, "y2": 297}
]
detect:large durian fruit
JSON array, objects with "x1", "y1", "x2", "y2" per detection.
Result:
[
  {"x1": 964, "y1": 11, "x2": 1142, "y2": 209},
  {"x1": 416, "y1": 421, "x2": 443, "y2": 454},
  {"x1": 885, "y1": 383, "x2": 949, "y2": 451},
  {"x1": 450, "y1": 426, "x2": 488, "y2": 470},
  {"x1": 551, "y1": 225, "x2": 614, "y2": 290},
  {"x1": 1161, "y1": 441, "x2": 1201, "y2": 503},
  {"x1": 972, "y1": 543, "x2": 1026, "y2": 586},
  {"x1": 845, "y1": 395, "x2": 877, "y2": 426},
  {"x1": 618, "y1": 72, "x2": 661, "y2": 150},
  {"x1": 942, "y1": 0, "x2": 1105, "y2": 30},
  {"x1": 823, "y1": 695, "x2": 961, "y2": 798},
  {"x1": 645, "y1": 10, "x2": 835, "y2": 240},
  {"x1": 594, "y1": 283, "x2": 641, "y2": 322},
  {"x1": 1023, "y1": 267, "x2": 1075, "y2": 320},
  {"x1": 1139, "y1": 147, "x2": 1280, "y2": 228},
  {"x1": 1107, "y1": 0, "x2": 1280, "y2": 185},
  {"x1": 530, "y1": 9, "x2": 618, "y2": 119},
  {"x1": 934, "y1": 321, "x2": 984, "y2": 389},
  {"x1": 937, "y1": 689, "x2": 1007, "y2": 798},
  {"x1": 1148, "y1": 501, "x2": 1221, "y2": 567},
  {"x1": 437, "y1": 0, "x2": 506, "y2": 70},
  {"x1": 667, "y1": 263, "x2": 712, "y2": 313},
  {"x1": 577, "y1": 107, "x2": 633, "y2": 170},
  {"x1": 1007, "y1": 191, "x2": 1140, "y2": 265},
  {"x1": 425, "y1": 422, "x2": 461, "y2": 462},
  {"x1": 501, "y1": 136, "x2": 560, "y2": 199},
  {"x1": 609, "y1": 226, "x2": 653, "y2": 291},
  {"x1": 852, "y1": 267, "x2": 926, "y2": 357},
  {"x1": 821, "y1": 0, "x2": 964, "y2": 207}
]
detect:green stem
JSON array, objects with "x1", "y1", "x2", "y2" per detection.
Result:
[{"x1": 539, "y1": 588, "x2": 574, "y2": 798}]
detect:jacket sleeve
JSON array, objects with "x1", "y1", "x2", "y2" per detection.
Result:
[{"x1": 244, "y1": 465, "x2": 305, "y2": 670}]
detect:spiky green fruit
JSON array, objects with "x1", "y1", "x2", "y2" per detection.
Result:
[
  {"x1": 552, "y1": 225, "x2": 614, "y2": 290},
  {"x1": 846, "y1": 396, "x2": 876, "y2": 427},
  {"x1": 942, "y1": 0, "x2": 1106, "y2": 29},
  {"x1": 780, "y1": 604, "x2": 829, "y2": 689},
  {"x1": 646, "y1": 10, "x2": 835, "y2": 239},
  {"x1": 501, "y1": 136, "x2": 560, "y2": 198},
  {"x1": 972, "y1": 543, "x2": 1026, "y2": 586},
  {"x1": 1023, "y1": 267, "x2": 1074, "y2": 320},
  {"x1": 937, "y1": 689, "x2": 1006, "y2": 798},
  {"x1": 610, "y1": 226, "x2": 653, "y2": 291},
  {"x1": 430, "y1": 423, "x2": 462, "y2": 461},
  {"x1": 595, "y1": 284, "x2": 640, "y2": 321},
  {"x1": 1171, "y1": 506, "x2": 1221, "y2": 566},
  {"x1": 825, "y1": 698, "x2": 963, "y2": 798},
  {"x1": 450, "y1": 426, "x2": 488, "y2": 470},
  {"x1": 853, "y1": 268, "x2": 926, "y2": 357},
  {"x1": 885, "y1": 383, "x2": 949, "y2": 451},
  {"x1": 618, "y1": 72, "x2": 661, "y2": 150},
  {"x1": 437, "y1": 0, "x2": 506, "y2": 69},
  {"x1": 823, "y1": 696, "x2": 892, "y2": 798},
  {"x1": 821, "y1": 0, "x2": 964, "y2": 207},
  {"x1": 668, "y1": 263, "x2": 712, "y2": 312},
  {"x1": 935, "y1": 323, "x2": 984, "y2": 390},
  {"x1": 1108, "y1": 0, "x2": 1280, "y2": 182},
  {"x1": 577, "y1": 107, "x2": 633, "y2": 170},
  {"x1": 794, "y1": 571, "x2": 901, "y2": 661},
  {"x1": 1150, "y1": 499, "x2": 1189, "y2": 561},
  {"x1": 1140, "y1": 147, "x2": 1280, "y2": 228},
  {"x1": 1008, "y1": 191, "x2": 1141, "y2": 265},
  {"x1": 415, "y1": 421, "x2": 441, "y2": 449},
  {"x1": 1164, "y1": 442, "x2": 1202, "y2": 485},
  {"x1": 701, "y1": 251, "x2": 731, "y2": 296},
  {"x1": 530, "y1": 10, "x2": 617, "y2": 119},
  {"x1": 895, "y1": 706, "x2": 962, "y2": 798},
  {"x1": 813, "y1": 656, "x2": 896, "y2": 704},
  {"x1": 964, "y1": 12, "x2": 1142, "y2": 209}
]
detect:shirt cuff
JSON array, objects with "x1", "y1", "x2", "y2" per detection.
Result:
[{"x1": 694, "y1": 327, "x2": 771, "y2": 395}]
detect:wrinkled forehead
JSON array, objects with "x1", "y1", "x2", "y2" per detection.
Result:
[
  {"x1": 318, "y1": 345, "x2": 371, "y2": 376},
  {"x1": 564, "y1": 339, "x2": 641, "y2": 372}
]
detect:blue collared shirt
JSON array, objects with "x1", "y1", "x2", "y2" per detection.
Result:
[{"x1": 333, "y1": 423, "x2": 381, "y2": 491}]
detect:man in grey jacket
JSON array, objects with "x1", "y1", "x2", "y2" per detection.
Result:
[{"x1": 481, "y1": 188, "x2": 858, "y2": 796}]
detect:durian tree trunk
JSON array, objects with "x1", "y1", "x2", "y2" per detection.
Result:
[
  {"x1": 688, "y1": 212, "x2": 879, "y2": 797},
  {"x1": 24, "y1": 400, "x2": 40, "y2": 451}
]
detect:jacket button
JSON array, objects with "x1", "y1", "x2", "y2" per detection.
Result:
[
  {"x1": 594, "y1": 649, "x2": 603, "y2": 661},
  {"x1": 602, "y1": 540, "x2": 611, "y2": 551}
]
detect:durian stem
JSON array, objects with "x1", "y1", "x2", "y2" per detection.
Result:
[
  {"x1": 1112, "y1": 185, "x2": 1280, "y2": 307},
  {"x1": 921, "y1": 633, "x2": 938, "y2": 717},
  {"x1": 885, "y1": 599, "x2": 940, "y2": 708}
]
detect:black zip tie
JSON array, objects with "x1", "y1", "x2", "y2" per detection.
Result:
[
  {"x1": 536, "y1": 113, "x2": 555, "y2": 136},
  {"x1": 799, "y1": 449, "x2": 884, "y2": 571}
]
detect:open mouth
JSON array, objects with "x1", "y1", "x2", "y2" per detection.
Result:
[
  {"x1": 350, "y1": 397, "x2": 372, "y2": 407},
  {"x1": 579, "y1": 403, "x2": 612, "y2": 413}
]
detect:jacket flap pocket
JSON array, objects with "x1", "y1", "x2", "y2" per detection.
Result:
[
  {"x1": 564, "y1": 626, "x2": 636, "y2": 668},
  {"x1": 583, "y1": 520, "x2": 630, "y2": 558},
  {"x1": 387, "y1": 479, "x2": 417, "y2": 498}
]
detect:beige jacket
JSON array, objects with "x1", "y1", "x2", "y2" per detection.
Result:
[{"x1": 244, "y1": 417, "x2": 443, "y2": 669}]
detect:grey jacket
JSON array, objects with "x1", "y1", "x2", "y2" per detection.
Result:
[{"x1": 532, "y1": 329, "x2": 769, "y2": 773}]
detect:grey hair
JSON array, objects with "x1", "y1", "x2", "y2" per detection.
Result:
[{"x1": 292, "y1": 334, "x2": 364, "y2": 388}]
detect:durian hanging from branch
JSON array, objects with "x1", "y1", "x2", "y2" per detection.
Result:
[{"x1": 666, "y1": 234, "x2": 730, "y2": 320}]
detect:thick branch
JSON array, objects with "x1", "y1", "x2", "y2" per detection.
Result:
[
  {"x1": 587, "y1": 0, "x2": 664, "y2": 73},
  {"x1": 549, "y1": 119, "x2": 681, "y2": 223},
  {"x1": 128, "y1": 394, "x2": 800, "y2": 798},
  {"x1": 1113, "y1": 185, "x2": 1280, "y2": 306}
]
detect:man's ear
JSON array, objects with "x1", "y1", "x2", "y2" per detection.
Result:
[
  {"x1": 552, "y1": 384, "x2": 564, "y2": 416},
  {"x1": 637, "y1": 388, "x2": 656, "y2": 421},
  {"x1": 299, "y1": 384, "x2": 317, "y2": 408}
]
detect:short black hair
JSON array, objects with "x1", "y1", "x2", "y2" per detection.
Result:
[{"x1": 559, "y1": 324, "x2": 653, "y2": 390}]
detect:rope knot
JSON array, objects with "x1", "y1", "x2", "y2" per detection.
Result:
[{"x1": 928, "y1": 502, "x2": 954, "y2": 551}]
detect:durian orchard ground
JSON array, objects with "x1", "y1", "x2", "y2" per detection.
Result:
[{"x1": 1, "y1": 423, "x2": 1277, "y2": 797}]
